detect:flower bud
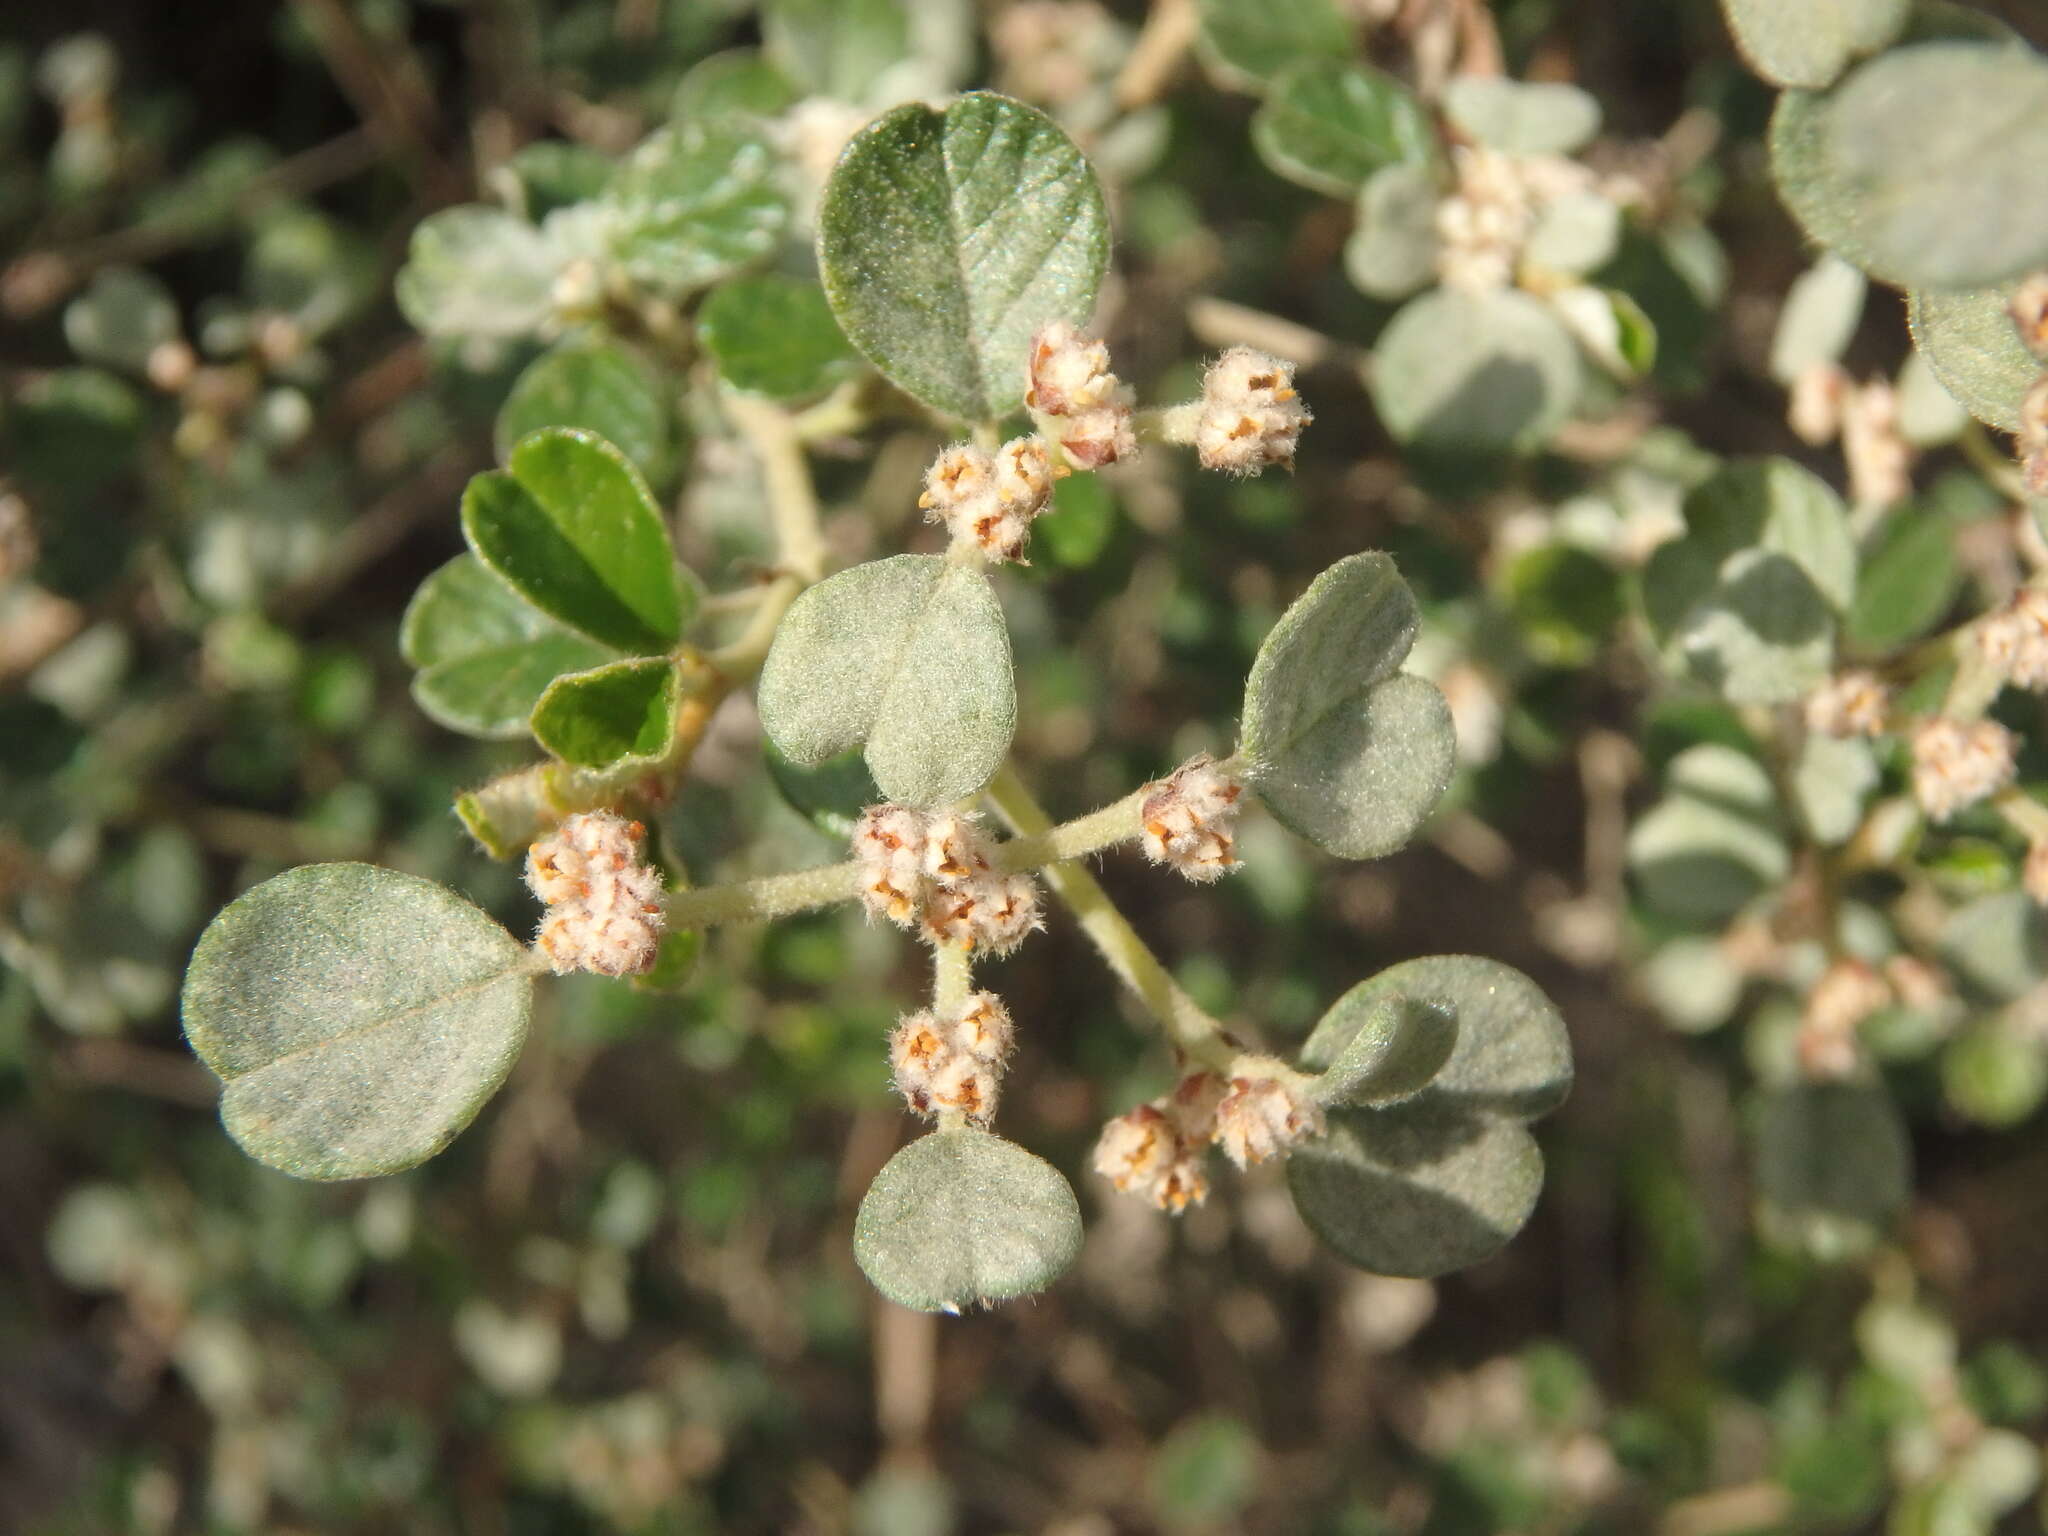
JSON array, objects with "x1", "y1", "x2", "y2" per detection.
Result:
[
  {"x1": 947, "y1": 991, "x2": 1015, "y2": 1064},
  {"x1": 2021, "y1": 375, "x2": 2048, "y2": 497},
  {"x1": 2009, "y1": 272, "x2": 2048, "y2": 361},
  {"x1": 1787, "y1": 361, "x2": 1848, "y2": 446},
  {"x1": 1025, "y1": 321, "x2": 1136, "y2": 469},
  {"x1": 853, "y1": 804, "x2": 932, "y2": 927},
  {"x1": 1092, "y1": 1103, "x2": 1210, "y2": 1212},
  {"x1": 890, "y1": 992, "x2": 1019, "y2": 1127},
  {"x1": 1911, "y1": 716, "x2": 2017, "y2": 823},
  {"x1": 526, "y1": 812, "x2": 665, "y2": 976},
  {"x1": 1803, "y1": 670, "x2": 1889, "y2": 739},
  {"x1": 1140, "y1": 754, "x2": 1244, "y2": 882},
  {"x1": 1977, "y1": 587, "x2": 2048, "y2": 691},
  {"x1": 1841, "y1": 378, "x2": 1911, "y2": 507},
  {"x1": 1797, "y1": 958, "x2": 1887, "y2": 1082},
  {"x1": 1194, "y1": 348, "x2": 1312, "y2": 476}
]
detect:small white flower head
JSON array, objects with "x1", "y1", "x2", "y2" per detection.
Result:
[
  {"x1": 1804, "y1": 670, "x2": 1890, "y2": 739},
  {"x1": 890, "y1": 992, "x2": 1017, "y2": 1127},
  {"x1": 853, "y1": 804, "x2": 932, "y2": 927},
  {"x1": 2009, "y1": 272, "x2": 2048, "y2": 361},
  {"x1": 922, "y1": 811, "x2": 993, "y2": 887},
  {"x1": 1025, "y1": 320, "x2": 1137, "y2": 469},
  {"x1": 918, "y1": 443, "x2": 995, "y2": 523},
  {"x1": 1140, "y1": 754, "x2": 1245, "y2": 882},
  {"x1": 1092, "y1": 1104, "x2": 1209, "y2": 1212},
  {"x1": 526, "y1": 812, "x2": 665, "y2": 977},
  {"x1": 2021, "y1": 375, "x2": 2048, "y2": 497},
  {"x1": 1911, "y1": 716, "x2": 2018, "y2": 823},
  {"x1": 1194, "y1": 347, "x2": 1312, "y2": 476},
  {"x1": 1841, "y1": 378, "x2": 1912, "y2": 507},
  {"x1": 1212, "y1": 1069, "x2": 1325, "y2": 1169},
  {"x1": 1787, "y1": 361, "x2": 1848, "y2": 446},
  {"x1": 1977, "y1": 587, "x2": 2048, "y2": 691},
  {"x1": 1797, "y1": 957, "x2": 1888, "y2": 1081},
  {"x1": 1883, "y1": 954, "x2": 1949, "y2": 1012},
  {"x1": 918, "y1": 436, "x2": 1057, "y2": 563},
  {"x1": 947, "y1": 991, "x2": 1015, "y2": 1064}
]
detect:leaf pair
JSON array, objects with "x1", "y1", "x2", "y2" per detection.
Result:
[
  {"x1": 1290, "y1": 956, "x2": 1572, "y2": 1276},
  {"x1": 403, "y1": 428, "x2": 699, "y2": 771},
  {"x1": 1240, "y1": 552, "x2": 1456, "y2": 860}
]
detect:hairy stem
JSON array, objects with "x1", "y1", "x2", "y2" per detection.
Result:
[
  {"x1": 983, "y1": 761, "x2": 1235, "y2": 1071},
  {"x1": 664, "y1": 859, "x2": 864, "y2": 927},
  {"x1": 724, "y1": 391, "x2": 829, "y2": 583}
]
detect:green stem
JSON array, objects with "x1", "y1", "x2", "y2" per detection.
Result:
[
  {"x1": 664, "y1": 859, "x2": 863, "y2": 927},
  {"x1": 723, "y1": 391, "x2": 829, "y2": 584},
  {"x1": 1994, "y1": 785, "x2": 2048, "y2": 844},
  {"x1": 991, "y1": 785, "x2": 1148, "y2": 871},
  {"x1": 931, "y1": 941, "x2": 975, "y2": 1130},
  {"x1": 983, "y1": 761, "x2": 1235, "y2": 1072}
]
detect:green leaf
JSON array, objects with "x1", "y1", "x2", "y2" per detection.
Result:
[
  {"x1": 1239, "y1": 553, "x2": 1454, "y2": 860},
  {"x1": 1345, "y1": 162, "x2": 1440, "y2": 301},
  {"x1": 818, "y1": 93, "x2": 1109, "y2": 424},
  {"x1": 1305, "y1": 955, "x2": 1573, "y2": 1119},
  {"x1": 757, "y1": 555, "x2": 1016, "y2": 807},
  {"x1": 496, "y1": 341, "x2": 678, "y2": 490},
  {"x1": 604, "y1": 121, "x2": 789, "y2": 300},
  {"x1": 461, "y1": 427, "x2": 686, "y2": 655},
  {"x1": 1250, "y1": 60, "x2": 1434, "y2": 198},
  {"x1": 853, "y1": 1129, "x2": 1082, "y2": 1311},
  {"x1": 1369, "y1": 288, "x2": 1583, "y2": 458},
  {"x1": 673, "y1": 49, "x2": 800, "y2": 124},
  {"x1": 395, "y1": 206, "x2": 559, "y2": 340},
  {"x1": 1305, "y1": 991, "x2": 1457, "y2": 1107},
  {"x1": 1908, "y1": 285, "x2": 2044, "y2": 433},
  {"x1": 764, "y1": 739, "x2": 882, "y2": 840},
  {"x1": 1626, "y1": 744, "x2": 1788, "y2": 923},
  {"x1": 1720, "y1": 0, "x2": 1908, "y2": 88},
  {"x1": 761, "y1": 0, "x2": 909, "y2": 102},
  {"x1": 1751, "y1": 1081, "x2": 1910, "y2": 1261},
  {"x1": 1194, "y1": 0, "x2": 1352, "y2": 90},
  {"x1": 698, "y1": 273, "x2": 859, "y2": 401},
  {"x1": 508, "y1": 140, "x2": 615, "y2": 220},
  {"x1": 1035, "y1": 471, "x2": 1117, "y2": 567},
  {"x1": 1846, "y1": 504, "x2": 1959, "y2": 651},
  {"x1": 1640, "y1": 458, "x2": 1854, "y2": 704},
  {"x1": 1525, "y1": 194, "x2": 1622, "y2": 279},
  {"x1": 1771, "y1": 44, "x2": 2048, "y2": 290},
  {"x1": 1791, "y1": 734, "x2": 1878, "y2": 846},
  {"x1": 181, "y1": 864, "x2": 535, "y2": 1180},
  {"x1": 401, "y1": 555, "x2": 618, "y2": 739},
  {"x1": 63, "y1": 267, "x2": 179, "y2": 373},
  {"x1": 1769, "y1": 255, "x2": 1867, "y2": 386},
  {"x1": 1943, "y1": 1021, "x2": 2048, "y2": 1128},
  {"x1": 1940, "y1": 891, "x2": 2047, "y2": 1001},
  {"x1": 529, "y1": 656, "x2": 682, "y2": 769},
  {"x1": 1442, "y1": 76, "x2": 1601, "y2": 155},
  {"x1": 1289, "y1": 1102, "x2": 1545, "y2": 1277}
]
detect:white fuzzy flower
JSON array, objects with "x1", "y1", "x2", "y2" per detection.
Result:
[
  {"x1": 2008, "y1": 272, "x2": 2048, "y2": 361},
  {"x1": 1841, "y1": 378, "x2": 1912, "y2": 507},
  {"x1": 888, "y1": 991, "x2": 1018, "y2": 1128},
  {"x1": 1787, "y1": 361, "x2": 1849, "y2": 446},
  {"x1": 1911, "y1": 717, "x2": 2018, "y2": 823},
  {"x1": 1797, "y1": 958, "x2": 1888, "y2": 1081},
  {"x1": 918, "y1": 436, "x2": 1057, "y2": 563},
  {"x1": 1139, "y1": 754, "x2": 1244, "y2": 882},
  {"x1": 1977, "y1": 587, "x2": 2048, "y2": 691},
  {"x1": 1194, "y1": 347, "x2": 1312, "y2": 476},
  {"x1": 526, "y1": 812, "x2": 665, "y2": 976},
  {"x1": 1803, "y1": 670, "x2": 1890, "y2": 739},
  {"x1": 1212, "y1": 1071, "x2": 1325, "y2": 1169},
  {"x1": 1025, "y1": 321, "x2": 1136, "y2": 468},
  {"x1": 853, "y1": 804, "x2": 931, "y2": 927}
]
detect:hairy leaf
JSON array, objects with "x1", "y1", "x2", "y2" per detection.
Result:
[
  {"x1": 1908, "y1": 285, "x2": 2043, "y2": 433},
  {"x1": 1250, "y1": 60, "x2": 1433, "y2": 197},
  {"x1": 394, "y1": 206, "x2": 559, "y2": 340},
  {"x1": 1370, "y1": 288, "x2": 1583, "y2": 457},
  {"x1": 1720, "y1": 0, "x2": 1908, "y2": 88},
  {"x1": 1769, "y1": 255, "x2": 1867, "y2": 386},
  {"x1": 529, "y1": 656, "x2": 682, "y2": 769},
  {"x1": 818, "y1": 93, "x2": 1108, "y2": 423},
  {"x1": 1442, "y1": 76, "x2": 1601, "y2": 155},
  {"x1": 182, "y1": 864, "x2": 534, "y2": 1180},
  {"x1": 1194, "y1": 0, "x2": 1352, "y2": 89},
  {"x1": 757, "y1": 555, "x2": 1016, "y2": 807},
  {"x1": 1305, "y1": 992, "x2": 1458, "y2": 1107},
  {"x1": 496, "y1": 341, "x2": 678, "y2": 490},
  {"x1": 854, "y1": 1130, "x2": 1082, "y2": 1311},
  {"x1": 699, "y1": 273, "x2": 860, "y2": 401},
  {"x1": 1345, "y1": 162, "x2": 1441, "y2": 300},
  {"x1": 604, "y1": 120, "x2": 789, "y2": 299}
]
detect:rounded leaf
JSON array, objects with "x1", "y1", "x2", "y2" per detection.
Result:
[
  {"x1": 395, "y1": 207, "x2": 559, "y2": 340},
  {"x1": 1369, "y1": 288, "x2": 1583, "y2": 456},
  {"x1": 699, "y1": 273, "x2": 859, "y2": 401},
  {"x1": 1442, "y1": 77, "x2": 1600, "y2": 156},
  {"x1": 1751, "y1": 1081, "x2": 1910, "y2": 1261},
  {"x1": 1721, "y1": 0, "x2": 1908, "y2": 89},
  {"x1": 1345, "y1": 163, "x2": 1441, "y2": 301},
  {"x1": 757, "y1": 555, "x2": 1016, "y2": 807},
  {"x1": 496, "y1": 342, "x2": 678, "y2": 490},
  {"x1": 1240, "y1": 554, "x2": 1454, "y2": 859},
  {"x1": 529, "y1": 656, "x2": 684, "y2": 769},
  {"x1": 1250, "y1": 60, "x2": 1434, "y2": 198},
  {"x1": 1305, "y1": 992, "x2": 1458, "y2": 1107},
  {"x1": 181, "y1": 864, "x2": 535, "y2": 1180},
  {"x1": 854, "y1": 1129, "x2": 1082, "y2": 1311},
  {"x1": 460, "y1": 428, "x2": 686, "y2": 656},
  {"x1": 401, "y1": 554, "x2": 618, "y2": 740},
  {"x1": 818, "y1": 93, "x2": 1108, "y2": 424},
  {"x1": 1194, "y1": 0, "x2": 1352, "y2": 89},
  {"x1": 604, "y1": 121, "x2": 789, "y2": 300},
  {"x1": 1771, "y1": 44, "x2": 2048, "y2": 290},
  {"x1": 1303, "y1": 955, "x2": 1572, "y2": 1120},
  {"x1": 1908, "y1": 285, "x2": 2043, "y2": 433},
  {"x1": 1287, "y1": 1102, "x2": 1545, "y2": 1277},
  {"x1": 1768, "y1": 255, "x2": 1867, "y2": 387}
]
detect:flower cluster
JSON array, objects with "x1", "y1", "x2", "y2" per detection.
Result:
[
  {"x1": 1797, "y1": 954, "x2": 1952, "y2": 1081},
  {"x1": 889, "y1": 991, "x2": 1015, "y2": 1128},
  {"x1": 1788, "y1": 364, "x2": 1912, "y2": 506},
  {"x1": 1093, "y1": 1061, "x2": 1324, "y2": 1211},
  {"x1": 2021, "y1": 376, "x2": 2048, "y2": 497},
  {"x1": 526, "y1": 812, "x2": 665, "y2": 976},
  {"x1": 1435, "y1": 145, "x2": 1596, "y2": 293},
  {"x1": 1139, "y1": 754, "x2": 1244, "y2": 882},
  {"x1": 1911, "y1": 716, "x2": 2018, "y2": 824},
  {"x1": 1025, "y1": 319, "x2": 1136, "y2": 468},
  {"x1": 1803, "y1": 669, "x2": 1890, "y2": 738},
  {"x1": 918, "y1": 435, "x2": 1057, "y2": 562},
  {"x1": 851, "y1": 805, "x2": 1040, "y2": 953},
  {"x1": 1977, "y1": 586, "x2": 2048, "y2": 691},
  {"x1": 1193, "y1": 347, "x2": 1312, "y2": 477}
]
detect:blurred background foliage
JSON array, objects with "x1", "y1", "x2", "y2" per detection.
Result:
[{"x1": 7, "y1": 0, "x2": 2048, "y2": 1532}]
